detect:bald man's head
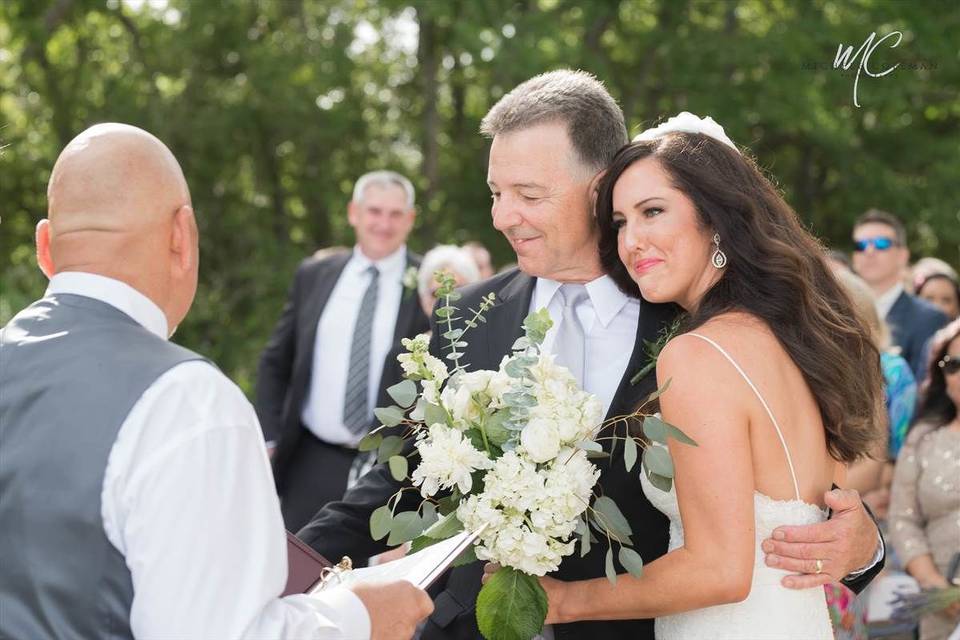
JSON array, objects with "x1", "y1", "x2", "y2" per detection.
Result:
[
  {"x1": 47, "y1": 123, "x2": 190, "y2": 232},
  {"x1": 37, "y1": 123, "x2": 199, "y2": 333}
]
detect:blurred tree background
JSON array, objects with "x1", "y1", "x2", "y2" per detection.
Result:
[{"x1": 2, "y1": 0, "x2": 958, "y2": 394}]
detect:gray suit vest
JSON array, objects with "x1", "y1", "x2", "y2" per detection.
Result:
[{"x1": 0, "y1": 294, "x2": 205, "y2": 639}]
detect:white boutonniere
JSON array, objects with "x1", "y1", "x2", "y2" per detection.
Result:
[{"x1": 402, "y1": 265, "x2": 419, "y2": 299}]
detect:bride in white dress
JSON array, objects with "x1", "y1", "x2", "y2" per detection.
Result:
[{"x1": 534, "y1": 114, "x2": 885, "y2": 639}]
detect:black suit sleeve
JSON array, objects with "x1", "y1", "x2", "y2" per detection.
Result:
[
  {"x1": 297, "y1": 442, "x2": 422, "y2": 560},
  {"x1": 255, "y1": 265, "x2": 303, "y2": 443},
  {"x1": 838, "y1": 495, "x2": 885, "y2": 594}
]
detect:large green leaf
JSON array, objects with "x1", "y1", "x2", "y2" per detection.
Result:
[
  {"x1": 423, "y1": 401, "x2": 448, "y2": 427},
  {"x1": 484, "y1": 411, "x2": 512, "y2": 447},
  {"x1": 642, "y1": 414, "x2": 697, "y2": 446},
  {"x1": 422, "y1": 511, "x2": 465, "y2": 540},
  {"x1": 593, "y1": 496, "x2": 633, "y2": 540},
  {"x1": 387, "y1": 379, "x2": 418, "y2": 409},
  {"x1": 645, "y1": 468, "x2": 674, "y2": 493},
  {"x1": 476, "y1": 567, "x2": 548, "y2": 640},
  {"x1": 369, "y1": 505, "x2": 393, "y2": 541}
]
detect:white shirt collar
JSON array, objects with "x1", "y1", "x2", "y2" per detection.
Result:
[
  {"x1": 875, "y1": 282, "x2": 904, "y2": 318},
  {"x1": 533, "y1": 274, "x2": 632, "y2": 328},
  {"x1": 350, "y1": 244, "x2": 408, "y2": 279},
  {"x1": 45, "y1": 272, "x2": 169, "y2": 339}
]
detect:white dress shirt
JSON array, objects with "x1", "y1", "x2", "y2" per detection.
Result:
[
  {"x1": 302, "y1": 245, "x2": 407, "y2": 446},
  {"x1": 875, "y1": 282, "x2": 904, "y2": 319},
  {"x1": 47, "y1": 272, "x2": 370, "y2": 640},
  {"x1": 532, "y1": 275, "x2": 640, "y2": 416}
]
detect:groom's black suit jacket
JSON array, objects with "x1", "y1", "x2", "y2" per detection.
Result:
[{"x1": 298, "y1": 268, "x2": 882, "y2": 640}]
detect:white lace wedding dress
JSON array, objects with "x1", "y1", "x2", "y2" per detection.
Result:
[{"x1": 639, "y1": 333, "x2": 834, "y2": 639}]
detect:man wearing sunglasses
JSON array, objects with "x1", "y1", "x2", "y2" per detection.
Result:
[{"x1": 852, "y1": 209, "x2": 948, "y2": 380}]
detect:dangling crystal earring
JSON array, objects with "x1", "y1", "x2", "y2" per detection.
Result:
[{"x1": 711, "y1": 233, "x2": 727, "y2": 269}]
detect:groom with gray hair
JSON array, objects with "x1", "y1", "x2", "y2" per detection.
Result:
[
  {"x1": 299, "y1": 69, "x2": 884, "y2": 640},
  {"x1": 0, "y1": 123, "x2": 432, "y2": 639}
]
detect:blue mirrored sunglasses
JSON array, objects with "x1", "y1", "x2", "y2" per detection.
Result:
[{"x1": 853, "y1": 237, "x2": 897, "y2": 252}]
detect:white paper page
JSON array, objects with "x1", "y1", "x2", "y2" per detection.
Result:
[{"x1": 311, "y1": 528, "x2": 480, "y2": 592}]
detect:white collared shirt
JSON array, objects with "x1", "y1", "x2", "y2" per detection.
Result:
[
  {"x1": 532, "y1": 275, "x2": 640, "y2": 416},
  {"x1": 875, "y1": 282, "x2": 904, "y2": 319},
  {"x1": 45, "y1": 272, "x2": 370, "y2": 640},
  {"x1": 302, "y1": 245, "x2": 408, "y2": 446}
]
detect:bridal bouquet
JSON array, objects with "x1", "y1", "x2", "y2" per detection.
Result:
[{"x1": 360, "y1": 272, "x2": 694, "y2": 640}]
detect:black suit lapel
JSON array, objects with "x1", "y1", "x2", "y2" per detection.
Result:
[
  {"x1": 390, "y1": 251, "x2": 427, "y2": 346},
  {"x1": 480, "y1": 272, "x2": 536, "y2": 370}
]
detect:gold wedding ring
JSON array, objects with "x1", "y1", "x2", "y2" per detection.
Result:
[{"x1": 814, "y1": 559, "x2": 824, "y2": 574}]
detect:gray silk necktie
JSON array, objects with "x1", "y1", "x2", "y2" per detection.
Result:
[
  {"x1": 553, "y1": 283, "x2": 589, "y2": 386},
  {"x1": 343, "y1": 265, "x2": 380, "y2": 434}
]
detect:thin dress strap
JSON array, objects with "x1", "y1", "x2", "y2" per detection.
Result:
[{"x1": 686, "y1": 332, "x2": 801, "y2": 501}]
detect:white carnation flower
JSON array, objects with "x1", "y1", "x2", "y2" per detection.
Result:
[{"x1": 411, "y1": 425, "x2": 493, "y2": 498}]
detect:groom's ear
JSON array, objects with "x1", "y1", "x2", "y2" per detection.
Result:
[{"x1": 588, "y1": 170, "x2": 606, "y2": 218}]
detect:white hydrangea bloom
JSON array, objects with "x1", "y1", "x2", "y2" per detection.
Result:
[{"x1": 411, "y1": 424, "x2": 493, "y2": 498}]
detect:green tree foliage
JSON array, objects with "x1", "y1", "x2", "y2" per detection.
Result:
[{"x1": 2, "y1": 0, "x2": 957, "y2": 394}]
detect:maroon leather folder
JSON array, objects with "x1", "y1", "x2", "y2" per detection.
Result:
[{"x1": 282, "y1": 530, "x2": 333, "y2": 596}]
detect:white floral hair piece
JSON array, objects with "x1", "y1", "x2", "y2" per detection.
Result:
[{"x1": 633, "y1": 111, "x2": 739, "y2": 153}]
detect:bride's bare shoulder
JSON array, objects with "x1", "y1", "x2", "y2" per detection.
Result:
[{"x1": 656, "y1": 312, "x2": 775, "y2": 385}]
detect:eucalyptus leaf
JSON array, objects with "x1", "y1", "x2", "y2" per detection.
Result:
[
  {"x1": 476, "y1": 567, "x2": 548, "y2": 640},
  {"x1": 369, "y1": 504, "x2": 393, "y2": 541},
  {"x1": 511, "y1": 336, "x2": 531, "y2": 351},
  {"x1": 435, "y1": 307, "x2": 453, "y2": 319},
  {"x1": 593, "y1": 496, "x2": 633, "y2": 539},
  {"x1": 580, "y1": 529, "x2": 592, "y2": 558},
  {"x1": 387, "y1": 511, "x2": 424, "y2": 546},
  {"x1": 577, "y1": 440, "x2": 603, "y2": 453},
  {"x1": 604, "y1": 548, "x2": 618, "y2": 584},
  {"x1": 374, "y1": 406, "x2": 405, "y2": 428},
  {"x1": 446, "y1": 291, "x2": 462, "y2": 302},
  {"x1": 377, "y1": 435, "x2": 404, "y2": 464},
  {"x1": 643, "y1": 378, "x2": 672, "y2": 406},
  {"x1": 442, "y1": 328, "x2": 464, "y2": 341},
  {"x1": 641, "y1": 414, "x2": 669, "y2": 444},
  {"x1": 357, "y1": 432, "x2": 382, "y2": 452},
  {"x1": 388, "y1": 455, "x2": 408, "y2": 481},
  {"x1": 387, "y1": 379, "x2": 418, "y2": 409},
  {"x1": 423, "y1": 402, "x2": 448, "y2": 427},
  {"x1": 642, "y1": 445, "x2": 674, "y2": 478},
  {"x1": 645, "y1": 468, "x2": 674, "y2": 492},
  {"x1": 420, "y1": 501, "x2": 438, "y2": 528},
  {"x1": 618, "y1": 546, "x2": 645, "y2": 578},
  {"x1": 623, "y1": 436, "x2": 638, "y2": 472}
]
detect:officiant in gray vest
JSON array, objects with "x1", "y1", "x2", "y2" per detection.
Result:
[{"x1": 0, "y1": 123, "x2": 432, "y2": 640}]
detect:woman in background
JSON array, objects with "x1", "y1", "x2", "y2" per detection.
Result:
[{"x1": 889, "y1": 318, "x2": 960, "y2": 640}]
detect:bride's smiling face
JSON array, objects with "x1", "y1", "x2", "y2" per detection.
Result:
[{"x1": 612, "y1": 158, "x2": 722, "y2": 310}]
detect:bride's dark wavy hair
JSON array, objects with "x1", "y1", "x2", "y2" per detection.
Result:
[{"x1": 595, "y1": 134, "x2": 883, "y2": 463}]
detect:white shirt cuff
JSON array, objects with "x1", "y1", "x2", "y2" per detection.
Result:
[
  {"x1": 309, "y1": 587, "x2": 372, "y2": 640},
  {"x1": 846, "y1": 530, "x2": 885, "y2": 578}
]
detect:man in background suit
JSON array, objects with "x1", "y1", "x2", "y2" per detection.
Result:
[
  {"x1": 297, "y1": 71, "x2": 886, "y2": 640},
  {"x1": 256, "y1": 170, "x2": 429, "y2": 531},
  {"x1": 852, "y1": 208, "x2": 948, "y2": 380}
]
